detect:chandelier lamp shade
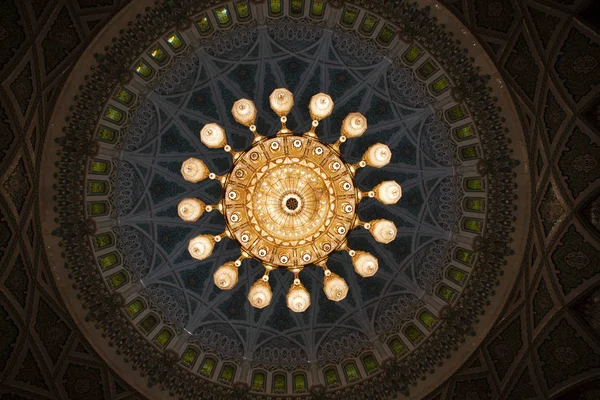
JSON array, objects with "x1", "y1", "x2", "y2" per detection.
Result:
[{"x1": 177, "y1": 89, "x2": 402, "y2": 312}]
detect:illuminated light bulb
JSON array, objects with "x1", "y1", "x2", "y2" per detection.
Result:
[
  {"x1": 200, "y1": 123, "x2": 226, "y2": 148},
  {"x1": 188, "y1": 235, "x2": 215, "y2": 260},
  {"x1": 323, "y1": 271, "x2": 348, "y2": 301},
  {"x1": 369, "y1": 219, "x2": 397, "y2": 244},
  {"x1": 352, "y1": 251, "x2": 379, "y2": 277},
  {"x1": 181, "y1": 158, "x2": 210, "y2": 183},
  {"x1": 213, "y1": 262, "x2": 238, "y2": 290},
  {"x1": 231, "y1": 99, "x2": 257, "y2": 127},
  {"x1": 248, "y1": 278, "x2": 273, "y2": 309},
  {"x1": 364, "y1": 143, "x2": 391, "y2": 168},
  {"x1": 373, "y1": 181, "x2": 402, "y2": 205},
  {"x1": 341, "y1": 112, "x2": 368, "y2": 138},
  {"x1": 269, "y1": 88, "x2": 294, "y2": 116},
  {"x1": 308, "y1": 93, "x2": 334, "y2": 121},
  {"x1": 177, "y1": 198, "x2": 205, "y2": 222},
  {"x1": 287, "y1": 280, "x2": 311, "y2": 312}
]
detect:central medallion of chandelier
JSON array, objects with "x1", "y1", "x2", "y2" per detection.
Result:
[{"x1": 178, "y1": 89, "x2": 402, "y2": 312}]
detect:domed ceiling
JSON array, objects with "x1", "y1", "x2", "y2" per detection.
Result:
[{"x1": 0, "y1": 0, "x2": 598, "y2": 399}]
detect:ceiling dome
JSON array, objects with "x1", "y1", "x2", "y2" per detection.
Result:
[{"x1": 40, "y1": 1, "x2": 529, "y2": 398}]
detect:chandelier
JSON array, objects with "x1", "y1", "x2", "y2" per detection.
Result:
[{"x1": 177, "y1": 89, "x2": 402, "y2": 312}]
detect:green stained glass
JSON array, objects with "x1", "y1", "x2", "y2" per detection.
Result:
[
  {"x1": 214, "y1": 6, "x2": 231, "y2": 25},
  {"x1": 362, "y1": 355, "x2": 378, "y2": 373},
  {"x1": 311, "y1": 0, "x2": 324, "y2": 16},
  {"x1": 88, "y1": 181, "x2": 106, "y2": 194},
  {"x1": 196, "y1": 15, "x2": 212, "y2": 33},
  {"x1": 466, "y1": 199, "x2": 484, "y2": 212},
  {"x1": 97, "y1": 127, "x2": 116, "y2": 143},
  {"x1": 325, "y1": 369, "x2": 339, "y2": 387},
  {"x1": 389, "y1": 338, "x2": 406, "y2": 355},
  {"x1": 89, "y1": 202, "x2": 106, "y2": 215},
  {"x1": 90, "y1": 160, "x2": 108, "y2": 173},
  {"x1": 437, "y1": 285, "x2": 456, "y2": 302},
  {"x1": 456, "y1": 125, "x2": 474, "y2": 139},
  {"x1": 104, "y1": 107, "x2": 123, "y2": 122},
  {"x1": 405, "y1": 325, "x2": 422, "y2": 343},
  {"x1": 139, "y1": 314, "x2": 158, "y2": 333},
  {"x1": 200, "y1": 358, "x2": 215, "y2": 376},
  {"x1": 290, "y1": 0, "x2": 303, "y2": 15},
  {"x1": 419, "y1": 311, "x2": 437, "y2": 329},
  {"x1": 126, "y1": 300, "x2": 144, "y2": 316},
  {"x1": 167, "y1": 33, "x2": 184, "y2": 50},
  {"x1": 448, "y1": 267, "x2": 467, "y2": 285},
  {"x1": 269, "y1": 0, "x2": 282, "y2": 14},
  {"x1": 181, "y1": 348, "x2": 198, "y2": 366},
  {"x1": 220, "y1": 365, "x2": 235, "y2": 383},
  {"x1": 456, "y1": 249, "x2": 473, "y2": 264},
  {"x1": 404, "y1": 46, "x2": 423, "y2": 64},
  {"x1": 432, "y1": 77, "x2": 450, "y2": 93},
  {"x1": 236, "y1": 2, "x2": 250, "y2": 19},
  {"x1": 252, "y1": 372, "x2": 265, "y2": 390},
  {"x1": 341, "y1": 7, "x2": 358, "y2": 26},
  {"x1": 466, "y1": 178, "x2": 484, "y2": 191},
  {"x1": 94, "y1": 233, "x2": 112, "y2": 249},
  {"x1": 344, "y1": 363, "x2": 360, "y2": 382},
  {"x1": 361, "y1": 14, "x2": 378, "y2": 33},
  {"x1": 114, "y1": 89, "x2": 133, "y2": 104},
  {"x1": 150, "y1": 46, "x2": 167, "y2": 63},
  {"x1": 99, "y1": 253, "x2": 118, "y2": 269},
  {"x1": 273, "y1": 374, "x2": 286, "y2": 393},
  {"x1": 378, "y1": 26, "x2": 395, "y2": 44},
  {"x1": 293, "y1": 374, "x2": 306, "y2": 393},
  {"x1": 134, "y1": 62, "x2": 153, "y2": 78},
  {"x1": 108, "y1": 272, "x2": 127, "y2": 289},
  {"x1": 447, "y1": 105, "x2": 466, "y2": 121},
  {"x1": 464, "y1": 218, "x2": 482, "y2": 232},
  {"x1": 461, "y1": 146, "x2": 479, "y2": 159},
  {"x1": 154, "y1": 329, "x2": 172, "y2": 347},
  {"x1": 418, "y1": 60, "x2": 438, "y2": 78}
]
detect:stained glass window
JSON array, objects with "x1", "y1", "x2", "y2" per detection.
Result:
[
  {"x1": 461, "y1": 146, "x2": 479, "y2": 160},
  {"x1": 341, "y1": 7, "x2": 358, "y2": 27},
  {"x1": 463, "y1": 218, "x2": 483, "y2": 232},
  {"x1": 455, "y1": 249, "x2": 474, "y2": 265},
  {"x1": 446, "y1": 105, "x2": 466, "y2": 122},
  {"x1": 404, "y1": 324, "x2": 423, "y2": 344},
  {"x1": 149, "y1": 46, "x2": 168, "y2": 64},
  {"x1": 166, "y1": 32, "x2": 184, "y2": 50},
  {"x1": 114, "y1": 88, "x2": 134, "y2": 104},
  {"x1": 90, "y1": 160, "x2": 109, "y2": 174},
  {"x1": 389, "y1": 338, "x2": 406, "y2": 356},
  {"x1": 103, "y1": 107, "x2": 123, "y2": 123},
  {"x1": 293, "y1": 374, "x2": 306, "y2": 393},
  {"x1": 214, "y1": 6, "x2": 231, "y2": 26},
  {"x1": 108, "y1": 271, "x2": 128, "y2": 289},
  {"x1": 324, "y1": 368, "x2": 339, "y2": 387},
  {"x1": 195, "y1": 14, "x2": 212, "y2": 34},
  {"x1": 360, "y1": 14, "x2": 378, "y2": 33},
  {"x1": 97, "y1": 126, "x2": 116, "y2": 143},
  {"x1": 466, "y1": 198, "x2": 484, "y2": 212},
  {"x1": 252, "y1": 372, "x2": 266, "y2": 391},
  {"x1": 417, "y1": 60, "x2": 438, "y2": 79},
  {"x1": 344, "y1": 363, "x2": 360, "y2": 382},
  {"x1": 89, "y1": 202, "x2": 107, "y2": 216},
  {"x1": 310, "y1": 0, "x2": 325, "y2": 17},
  {"x1": 448, "y1": 267, "x2": 467, "y2": 285},
  {"x1": 290, "y1": 0, "x2": 304, "y2": 16},
  {"x1": 93, "y1": 233, "x2": 113, "y2": 249},
  {"x1": 437, "y1": 285, "x2": 456, "y2": 303},
  {"x1": 134, "y1": 62, "x2": 153, "y2": 79},
  {"x1": 418, "y1": 311, "x2": 438, "y2": 329},
  {"x1": 273, "y1": 373, "x2": 286, "y2": 393},
  {"x1": 378, "y1": 25, "x2": 396, "y2": 45},
  {"x1": 235, "y1": 2, "x2": 250, "y2": 20},
  {"x1": 88, "y1": 181, "x2": 107, "y2": 194},
  {"x1": 139, "y1": 314, "x2": 158, "y2": 333},
  {"x1": 154, "y1": 329, "x2": 172, "y2": 347},
  {"x1": 455, "y1": 125, "x2": 474, "y2": 140},
  {"x1": 220, "y1": 365, "x2": 235, "y2": 383},
  {"x1": 269, "y1": 0, "x2": 282, "y2": 15},
  {"x1": 404, "y1": 45, "x2": 423, "y2": 64},
  {"x1": 126, "y1": 299, "x2": 145, "y2": 316},
  {"x1": 466, "y1": 178, "x2": 484, "y2": 191},
  {"x1": 431, "y1": 76, "x2": 450, "y2": 94},
  {"x1": 362, "y1": 354, "x2": 378, "y2": 374},
  {"x1": 181, "y1": 347, "x2": 198, "y2": 367},
  {"x1": 99, "y1": 253, "x2": 119, "y2": 269},
  {"x1": 200, "y1": 357, "x2": 216, "y2": 377}
]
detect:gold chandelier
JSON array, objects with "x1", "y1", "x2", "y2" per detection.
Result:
[{"x1": 178, "y1": 89, "x2": 402, "y2": 312}]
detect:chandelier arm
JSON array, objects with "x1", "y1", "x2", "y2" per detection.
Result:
[
  {"x1": 208, "y1": 172, "x2": 229, "y2": 187},
  {"x1": 249, "y1": 124, "x2": 264, "y2": 142}
]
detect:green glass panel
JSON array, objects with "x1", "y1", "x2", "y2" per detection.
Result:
[
  {"x1": 114, "y1": 89, "x2": 133, "y2": 104},
  {"x1": 154, "y1": 329, "x2": 171, "y2": 347},
  {"x1": 362, "y1": 355, "x2": 378, "y2": 373},
  {"x1": 94, "y1": 234, "x2": 112, "y2": 249},
  {"x1": 220, "y1": 365, "x2": 234, "y2": 383},
  {"x1": 448, "y1": 267, "x2": 467, "y2": 285},
  {"x1": 269, "y1": 0, "x2": 282, "y2": 14},
  {"x1": 461, "y1": 146, "x2": 479, "y2": 159},
  {"x1": 99, "y1": 253, "x2": 118, "y2": 269},
  {"x1": 236, "y1": 2, "x2": 250, "y2": 19},
  {"x1": 214, "y1": 6, "x2": 231, "y2": 25},
  {"x1": 97, "y1": 127, "x2": 116, "y2": 143},
  {"x1": 404, "y1": 46, "x2": 422, "y2": 64},
  {"x1": 361, "y1": 14, "x2": 378, "y2": 33},
  {"x1": 134, "y1": 62, "x2": 152, "y2": 78},
  {"x1": 273, "y1": 374, "x2": 286, "y2": 393},
  {"x1": 196, "y1": 15, "x2": 212, "y2": 33},
  {"x1": 456, "y1": 125, "x2": 474, "y2": 139},
  {"x1": 293, "y1": 374, "x2": 306, "y2": 393},
  {"x1": 200, "y1": 358, "x2": 215, "y2": 376},
  {"x1": 419, "y1": 311, "x2": 437, "y2": 329},
  {"x1": 466, "y1": 178, "x2": 484, "y2": 191},
  {"x1": 464, "y1": 218, "x2": 482, "y2": 232},
  {"x1": 447, "y1": 105, "x2": 466, "y2": 121},
  {"x1": 418, "y1": 60, "x2": 438, "y2": 78},
  {"x1": 432, "y1": 77, "x2": 450, "y2": 93},
  {"x1": 290, "y1": 0, "x2": 303, "y2": 15},
  {"x1": 109, "y1": 272, "x2": 127, "y2": 289},
  {"x1": 344, "y1": 363, "x2": 360, "y2": 382},
  {"x1": 437, "y1": 285, "x2": 456, "y2": 302},
  {"x1": 341, "y1": 7, "x2": 358, "y2": 26},
  {"x1": 325, "y1": 369, "x2": 338, "y2": 387},
  {"x1": 378, "y1": 26, "x2": 395, "y2": 44},
  {"x1": 150, "y1": 46, "x2": 167, "y2": 63},
  {"x1": 389, "y1": 338, "x2": 405, "y2": 355},
  {"x1": 104, "y1": 107, "x2": 123, "y2": 122},
  {"x1": 252, "y1": 372, "x2": 265, "y2": 390},
  {"x1": 181, "y1": 348, "x2": 198, "y2": 366},
  {"x1": 167, "y1": 33, "x2": 184, "y2": 50},
  {"x1": 466, "y1": 199, "x2": 484, "y2": 211},
  {"x1": 311, "y1": 0, "x2": 324, "y2": 16},
  {"x1": 90, "y1": 202, "x2": 106, "y2": 215},
  {"x1": 126, "y1": 300, "x2": 144, "y2": 316},
  {"x1": 88, "y1": 181, "x2": 106, "y2": 194},
  {"x1": 139, "y1": 314, "x2": 158, "y2": 333},
  {"x1": 90, "y1": 161, "x2": 108, "y2": 173},
  {"x1": 405, "y1": 325, "x2": 422, "y2": 343},
  {"x1": 456, "y1": 249, "x2": 473, "y2": 265}
]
